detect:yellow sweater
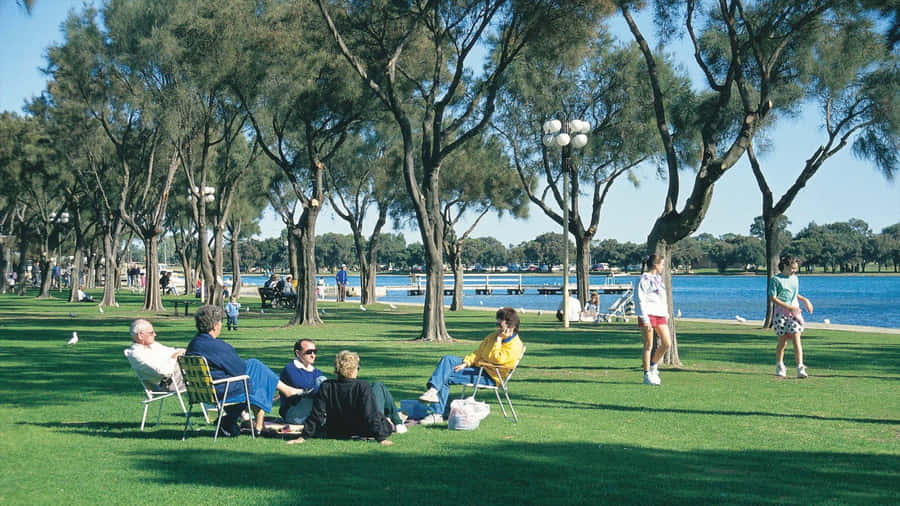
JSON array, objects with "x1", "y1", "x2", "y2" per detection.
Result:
[{"x1": 463, "y1": 331, "x2": 524, "y2": 384}]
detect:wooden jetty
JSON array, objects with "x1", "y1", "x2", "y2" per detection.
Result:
[
  {"x1": 535, "y1": 275, "x2": 633, "y2": 295},
  {"x1": 390, "y1": 273, "x2": 526, "y2": 296},
  {"x1": 385, "y1": 273, "x2": 632, "y2": 296}
]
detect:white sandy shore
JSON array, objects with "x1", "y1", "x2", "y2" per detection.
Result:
[{"x1": 676, "y1": 317, "x2": 900, "y2": 335}]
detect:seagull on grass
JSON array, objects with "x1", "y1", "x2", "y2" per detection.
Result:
[
  {"x1": 67, "y1": 332, "x2": 79, "y2": 345},
  {"x1": 389, "y1": 303, "x2": 397, "y2": 310},
  {"x1": 823, "y1": 318, "x2": 831, "y2": 325},
  {"x1": 735, "y1": 315, "x2": 746, "y2": 323},
  {"x1": 360, "y1": 305, "x2": 367, "y2": 312}
]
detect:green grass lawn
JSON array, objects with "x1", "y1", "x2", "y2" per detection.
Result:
[{"x1": 1, "y1": 290, "x2": 897, "y2": 505}]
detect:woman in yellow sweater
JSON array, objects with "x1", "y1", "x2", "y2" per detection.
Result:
[{"x1": 418, "y1": 307, "x2": 524, "y2": 424}]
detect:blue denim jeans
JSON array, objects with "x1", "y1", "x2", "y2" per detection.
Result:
[{"x1": 427, "y1": 355, "x2": 495, "y2": 418}]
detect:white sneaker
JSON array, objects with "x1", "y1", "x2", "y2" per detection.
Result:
[
  {"x1": 419, "y1": 413, "x2": 444, "y2": 425},
  {"x1": 650, "y1": 365, "x2": 661, "y2": 384},
  {"x1": 776, "y1": 363, "x2": 787, "y2": 377},
  {"x1": 643, "y1": 372, "x2": 660, "y2": 386},
  {"x1": 418, "y1": 387, "x2": 439, "y2": 404},
  {"x1": 394, "y1": 423, "x2": 408, "y2": 434},
  {"x1": 797, "y1": 365, "x2": 808, "y2": 379}
]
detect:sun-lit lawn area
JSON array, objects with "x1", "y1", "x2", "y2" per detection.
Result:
[{"x1": 0, "y1": 291, "x2": 897, "y2": 505}]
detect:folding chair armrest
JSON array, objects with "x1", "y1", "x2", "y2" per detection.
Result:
[{"x1": 211, "y1": 374, "x2": 251, "y2": 386}]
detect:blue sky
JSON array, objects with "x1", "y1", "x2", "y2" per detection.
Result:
[{"x1": 3, "y1": 1, "x2": 898, "y2": 247}]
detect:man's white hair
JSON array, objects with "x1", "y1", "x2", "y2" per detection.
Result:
[{"x1": 130, "y1": 319, "x2": 152, "y2": 338}]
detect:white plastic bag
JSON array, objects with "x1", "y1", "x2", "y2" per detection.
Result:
[{"x1": 447, "y1": 397, "x2": 490, "y2": 430}]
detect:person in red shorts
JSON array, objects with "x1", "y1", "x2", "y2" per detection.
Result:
[{"x1": 635, "y1": 254, "x2": 671, "y2": 386}]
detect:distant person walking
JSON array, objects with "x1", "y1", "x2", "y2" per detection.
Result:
[
  {"x1": 769, "y1": 255, "x2": 814, "y2": 379},
  {"x1": 635, "y1": 254, "x2": 671, "y2": 386},
  {"x1": 336, "y1": 264, "x2": 348, "y2": 302}
]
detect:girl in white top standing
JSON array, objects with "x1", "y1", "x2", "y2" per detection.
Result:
[
  {"x1": 769, "y1": 255, "x2": 813, "y2": 378},
  {"x1": 634, "y1": 254, "x2": 671, "y2": 385}
]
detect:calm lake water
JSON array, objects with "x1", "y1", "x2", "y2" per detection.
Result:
[{"x1": 234, "y1": 273, "x2": 900, "y2": 329}]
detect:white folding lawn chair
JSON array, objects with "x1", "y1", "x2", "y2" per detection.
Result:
[
  {"x1": 458, "y1": 345, "x2": 526, "y2": 423},
  {"x1": 124, "y1": 348, "x2": 207, "y2": 431}
]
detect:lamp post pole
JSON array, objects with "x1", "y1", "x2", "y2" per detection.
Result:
[
  {"x1": 562, "y1": 124, "x2": 571, "y2": 329},
  {"x1": 543, "y1": 116, "x2": 589, "y2": 329}
]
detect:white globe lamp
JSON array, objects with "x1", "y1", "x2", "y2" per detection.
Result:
[{"x1": 571, "y1": 133, "x2": 588, "y2": 148}]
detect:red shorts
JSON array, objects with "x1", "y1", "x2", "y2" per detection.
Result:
[{"x1": 638, "y1": 315, "x2": 668, "y2": 328}]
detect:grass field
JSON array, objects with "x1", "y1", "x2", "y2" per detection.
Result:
[{"x1": 0, "y1": 290, "x2": 897, "y2": 505}]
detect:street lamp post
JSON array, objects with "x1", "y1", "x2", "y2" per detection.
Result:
[{"x1": 543, "y1": 116, "x2": 589, "y2": 328}]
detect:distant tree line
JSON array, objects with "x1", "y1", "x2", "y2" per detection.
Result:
[{"x1": 202, "y1": 218, "x2": 900, "y2": 274}]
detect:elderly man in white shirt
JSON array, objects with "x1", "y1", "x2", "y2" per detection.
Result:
[{"x1": 126, "y1": 319, "x2": 185, "y2": 392}]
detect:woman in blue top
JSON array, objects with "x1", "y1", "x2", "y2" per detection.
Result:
[{"x1": 768, "y1": 255, "x2": 814, "y2": 378}]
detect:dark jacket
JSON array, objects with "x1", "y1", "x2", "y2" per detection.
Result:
[
  {"x1": 301, "y1": 378, "x2": 392, "y2": 442},
  {"x1": 185, "y1": 333, "x2": 248, "y2": 398}
]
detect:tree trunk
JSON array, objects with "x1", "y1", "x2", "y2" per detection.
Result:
[
  {"x1": 761, "y1": 213, "x2": 780, "y2": 328},
  {"x1": 289, "y1": 210, "x2": 321, "y2": 325},
  {"x1": 82, "y1": 250, "x2": 93, "y2": 290},
  {"x1": 14, "y1": 225, "x2": 28, "y2": 295},
  {"x1": 361, "y1": 260, "x2": 377, "y2": 305},
  {"x1": 67, "y1": 219, "x2": 85, "y2": 303},
  {"x1": 288, "y1": 232, "x2": 299, "y2": 281},
  {"x1": 142, "y1": 235, "x2": 164, "y2": 311},
  {"x1": 68, "y1": 247, "x2": 83, "y2": 303},
  {"x1": 197, "y1": 218, "x2": 214, "y2": 306},
  {"x1": 351, "y1": 227, "x2": 374, "y2": 306},
  {"x1": 420, "y1": 240, "x2": 451, "y2": 341},
  {"x1": 574, "y1": 235, "x2": 591, "y2": 306},
  {"x1": 14, "y1": 237, "x2": 27, "y2": 296},
  {"x1": 207, "y1": 226, "x2": 226, "y2": 306},
  {"x1": 230, "y1": 230, "x2": 242, "y2": 299},
  {"x1": 174, "y1": 229, "x2": 194, "y2": 296},
  {"x1": 100, "y1": 232, "x2": 118, "y2": 307},
  {"x1": 182, "y1": 257, "x2": 194, "y2": 296},
  {"x1": 0, "y1": 236, "x2": 11, "y2": 294},
  {"x1": 448, "y1": 244, "x2": 464, "y2": 311},
  {"x1": 37, "y1": 250, "x2": 52, "y2": 298}
]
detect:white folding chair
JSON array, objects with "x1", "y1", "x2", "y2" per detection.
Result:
[
  {"x1": 124, "y1": 349, "x2": 204, "y2": 431},
  {"x1": 178, "y1": 354, "x2": 255, "y2": 441},
  {"x1": 458, "y1": 345, "x2": 526, "y2": 423}
]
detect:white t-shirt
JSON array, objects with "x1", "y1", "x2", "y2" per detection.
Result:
[
  {"x1": 634, "y1": 272, "x2": 668, "y2": 318},
  {"x1": 557, "y1": 296, "x2": 582, "y2": 322}
]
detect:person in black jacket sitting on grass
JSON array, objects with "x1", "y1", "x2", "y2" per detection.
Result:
[{"x1": 288, "y1": 350, "x2": 399, "y2": 446}]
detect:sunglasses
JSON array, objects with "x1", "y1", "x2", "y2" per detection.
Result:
[{"x1": 302, "y1": 349, "x2": 317, "y2": 356}]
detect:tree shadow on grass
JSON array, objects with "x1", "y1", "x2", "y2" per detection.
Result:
[
  {"x1": 695, "y1": 343, "x2": 900, "y2": 374},
  {"x1": 523, "y1": 396, "x2": 899, "y2": 425},
  {"x1": 124, "y1": 442, "x2": 898, "y2": 505}
]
